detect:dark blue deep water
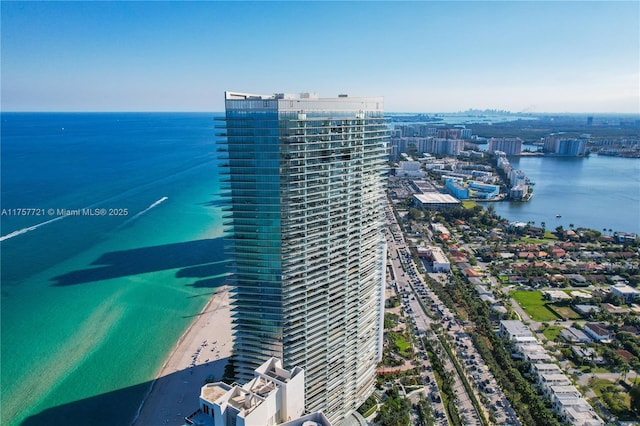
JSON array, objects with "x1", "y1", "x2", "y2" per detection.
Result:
[{"x1": 1, "y1": 113, "x2": 227, "y2": 426}]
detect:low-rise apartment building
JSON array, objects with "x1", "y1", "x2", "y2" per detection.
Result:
[{"x1": 185, "y1": 358, "x2": 310, "y2": 426}]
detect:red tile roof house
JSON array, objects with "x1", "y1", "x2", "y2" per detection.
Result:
[
  {"x1": 465, "y1": 268, "x2": 482, "y2": 278},
  {"x1": 450, "y1": 252, "x2": 468, "y2": 263},
  {"x1": 577, "y1": 262, "x2": 605, "y2": 272},
  {"x1": 550, "y1": 274, "x2": 566, "y2": 281},
  {"x1": 614, "y1": 349, "x2": 634, "y2": 362},
  {"x1": 518, "y1": 251, "x2": 536, "y2": 260},
  {"x1": 618, "y1": 325, "x2": 640, "y2": 337}
]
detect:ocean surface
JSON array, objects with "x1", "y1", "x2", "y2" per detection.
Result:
[
  {"x1": 1, "y1": 113, "x2": 228, "y2": 426},
  {"x1": 485, "y1": 155, "x2": 640, "y2": 235},
  {"x1": 1, "y1": 113, "x2": 638, "y2": 426}
]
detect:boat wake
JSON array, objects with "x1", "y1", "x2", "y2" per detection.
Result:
[
  {"x1": 1, "y1": 155, "x2": 214, "y2": 244},
  {"x1": 120, "y1": 196, "x2": 169, "y2": 228},
  {"x1": 0, "y1": 216, "x2": 66, "y2": 242},
  {"x1": 0, "y1": 197, "x2": 169, "y2": 242}
]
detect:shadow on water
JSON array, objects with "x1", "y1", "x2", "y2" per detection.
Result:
[
  {"x1": 28, "y1": 240, "x2": 232, "y2": 425},
  {"x1": 20, "y1": 358, "x2": 230, "y2": 426},
  {"x1": 188, "y1": 278, "x2": 227, "y2": 288},
  {"x1": 186, "y1": 291, "x2": 216, "y2": 299},
  {"x1": 199, "y1": 198, "x2": 228, "y2": 207},
  {"x1": 177, "y1": 263, "x2": 224, "y2": 279},
  {"x1": 51, "y1": 238, "x2": 228, "y2": 286}
]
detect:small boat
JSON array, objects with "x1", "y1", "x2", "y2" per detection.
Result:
[{"x1": 556, "y1": 214, "x2": 562, "y2": 218}]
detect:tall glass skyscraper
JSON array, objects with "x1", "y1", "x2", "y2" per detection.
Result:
[{"x1": 219, "y1": 92, "x2": 388, "y2": 424}]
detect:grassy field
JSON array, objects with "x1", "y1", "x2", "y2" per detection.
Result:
[
  {"x1": 541, "y1": 325, "x2": 563, "y2": 341},
  {"x1": 518, "y1": 234, "x2": 558, "y2": 244},
  {"x1": 511, "y1": 290, "x2": 560, "y2": 322},
  {"x1": 519, "y1": 237, "x2": 547, "y2": 244},
  {"x1": 589, "y1": 377, "x2": 633, "y2": 418},
  {"x1": 395, "y1": 335, "x2": 412, "y2": 353},
  {"x1": 579, "y1": 365, "x2": 611, "y2": 374},
  {"x1": 589, "y1": 377, "x2": 616, "y2": 397},
  {"x1": 387, "y1": 331, "x2": 413, "y2": 358}
]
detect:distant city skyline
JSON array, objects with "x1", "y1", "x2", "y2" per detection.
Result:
[{"x1": 1, "y1": 1, "x2": 638, "y2": 113}]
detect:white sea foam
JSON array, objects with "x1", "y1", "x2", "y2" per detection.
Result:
[
  {"x1": 120, "y1": 196, "x2": 169, "y2": 227},
  {"x1": 0, "y1": 216, "x2": 66, "y2": 242}
]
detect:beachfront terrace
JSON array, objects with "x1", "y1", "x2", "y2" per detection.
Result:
[{"x1": 186, "y1": 357, "x2": 305, "y2": 426}]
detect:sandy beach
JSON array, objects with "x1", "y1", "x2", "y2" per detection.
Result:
[{"x1": 132, "y1": 285, "x2": 232, "y2": 426}]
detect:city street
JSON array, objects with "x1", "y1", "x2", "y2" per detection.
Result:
[{"x1": 384, "y1": 201, "x2": 520, "y2": 425}]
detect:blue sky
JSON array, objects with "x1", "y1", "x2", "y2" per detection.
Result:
[{"x1": 2, "y1": 1, "x2": 638, "y2": 113}]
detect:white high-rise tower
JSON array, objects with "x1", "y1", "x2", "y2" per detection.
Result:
[{"x1": 220, "y1": 91, "x2": 387, "y2": 424}]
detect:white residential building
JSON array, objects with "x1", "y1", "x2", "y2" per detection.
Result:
[
  {"x1": 396, "y1": 160, "x2": 425, "y2": 178},
  {"x1": 611, "y1": 283, "x2": 640, "y2": 302},
  {"x1": 531, "y1": 363, "x2": 563, "y2": 376},
  {"x1": 488, "y1": 137, "x2": 523, "y2": 156},
  {"x1": 417, "y1": 246, "x2": 450, "y2": 272},
  {"x1": 520, "y1": 346, "x2": 552, "y2": 363},
  {"x1": 555, "y1": 397, "x2": 604, "y2": 426},
  {"x1": 538, "y1": 373, "x2": 572, "y2": 396},
  {"x1": 499, "y1": 320, "x2": 534, "y2": 341},
  {"x1": 186, "y1": 358, "x2": 306, "y2": 426},
  {"x1": 583, "y1": 323, "x2": 612, "y2": 343}
]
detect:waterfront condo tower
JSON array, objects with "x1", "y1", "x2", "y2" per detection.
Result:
[{"x1": 220, "y1": 92, "x2": 388, "y2": 424}]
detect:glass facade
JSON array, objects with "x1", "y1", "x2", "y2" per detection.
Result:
[{"x1": 219, "y1": 92, "x2": 388, "y2": 424}]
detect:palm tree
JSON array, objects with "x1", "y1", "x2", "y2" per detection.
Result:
[
  {"x1": 487, "y1": 204, "x2": 496, "y2": 218},
  {"x1": 621, "y1": 362, "x2": 631, "y2": 384}
]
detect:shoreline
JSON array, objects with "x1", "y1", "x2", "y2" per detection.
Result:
[{"x1": 132, "y1": 285, "x2": 233, "y2": 426}]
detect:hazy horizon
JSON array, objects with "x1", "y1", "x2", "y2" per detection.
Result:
[{"x1": 2, "y1": 110, "x2": 638, "y2": 116}]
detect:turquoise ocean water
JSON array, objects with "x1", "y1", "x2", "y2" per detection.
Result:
[
  {"x1": 1, "y1": 113, "x2": 228, "y2": 426},
  {"x1": 2, "y1": 113, "x2": 638, "y2": 425}
]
